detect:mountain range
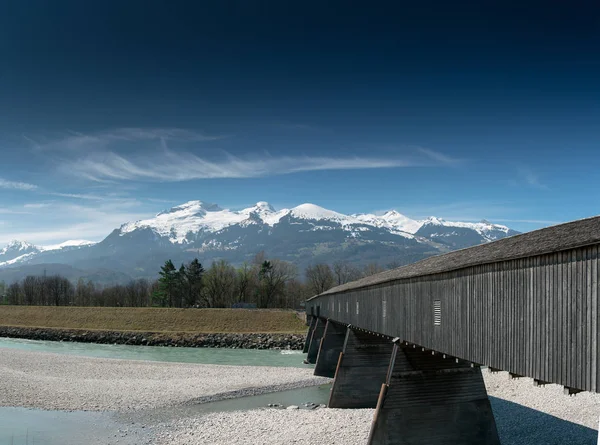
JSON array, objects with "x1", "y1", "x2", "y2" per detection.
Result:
[{"x1": 0, "y1": 201, "x2": 519, "y2": 284}]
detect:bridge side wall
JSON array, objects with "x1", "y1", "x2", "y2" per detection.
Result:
[{"x1": 307, "y1": 244, "x2": 600, "y2": 393}]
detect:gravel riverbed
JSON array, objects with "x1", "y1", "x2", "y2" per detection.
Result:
[
  {"x1": 154, "y1": 372, "x2": 600, "y2": 445},
  {"x1": 2, "y1": 347, "x2": 599, "y2": 444},
  {"x1": 0, "y1": 348, "x2": 326, "y2": 411}
]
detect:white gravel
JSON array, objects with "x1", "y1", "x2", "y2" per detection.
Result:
[
  {"x1": 2, "y1": 347, "x2": 599, "y2": 444},
  {"x1": 155, "y1": 408, "x2": 373, "y2": 445},
  {"x1": 154, "y1": 371, "x2": 600, "y2": 445},
  {"x1": 0, "y1": 348, "x2": 327, "y2": 411}
]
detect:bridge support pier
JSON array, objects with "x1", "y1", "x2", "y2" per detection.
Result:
[
  {"x1": 302, "y1": 316, "x2": 317, "y2": 353},
  {"x1": 306, "y1": 318, "x2": 326, "y2": 364},
  {"x1": 367, "y1": 343, "x2": 501, "y2": 445},
  {"x1": 314, "y1": 320, "x2": 346, "y2": 378},
  {"x1": 328, "y1": 328, "x2": 394, "y2": 408}
]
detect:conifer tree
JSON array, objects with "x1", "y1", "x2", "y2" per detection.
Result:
[
  {"x1": 184, "y1": 258, "x2": 204, "y2": 307},
  {"x1": 153, "y1": 260, "x2": 178, "y2": 307}
]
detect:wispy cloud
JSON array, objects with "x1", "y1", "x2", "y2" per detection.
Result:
[
  {"x1": 61, "y1": 148, "x2": 458, "y2": 183},
  {"x1": 417, "y1": 147, "x2": 463, "y2": 166},
  {"x1": 0, "y1": 198, "x2": 151, "y2": 245},
  {"x1": 45, "y1": 192, "x2": 113, "y2": 201},
  {"x1": 516, "y1": 166, "x2": 548, "y2": 190},
  {"x1": 25, "y1": 127, "x2": 224, "y2": 152},
  {"x1": 0, "y1": 178, "x2": 38, "y2": 191},
  {"x1": 23, "y1": 203, "x2": 53, "y2": 209}
]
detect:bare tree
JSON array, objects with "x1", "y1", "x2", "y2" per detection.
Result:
[
  {"x1": 258, "y1": 259, "x2": 296, "y2": 308},
  {"x1": 362, "y1": 262, "x2": 384, "y2": 278},
  {"x1": 22, "y1": 276, "x2": 38, "y2": 305},
  {"x1": 305, "y1": 263, "x2": 335, "y2": 296},
  {"x1": 202, "y1": 260, "x2": 236, "y2": 307},
  {"x1": 6, "y1": 282, "x2": 22, "y2": 305},
  {"x1": 333, "y1": 261, "x2": 362, "y2": 285},
  {"x1": 236, "y1": 262, "x2": 256, "y2": 303}
]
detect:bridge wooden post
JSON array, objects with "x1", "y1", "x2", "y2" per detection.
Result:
[
  {"x1": 314, "y1": 320, "x2": 346, "y2": 378},
  {"x1": 328, "y1": 328, "x2": 394, "y2": 408},
  {"x1": 302, "y1": 316, "x2": 317, "y2": 354},
  {"x1": 306, "y1": 318, "x2": 326, "y2": 364},
  {"x1": 367, "y1": 343, "x2": 501, "y2": 445}
]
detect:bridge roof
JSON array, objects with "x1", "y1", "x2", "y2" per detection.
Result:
[{"x1": 312, "y1": 214, "x2": 600, "y2": 299}]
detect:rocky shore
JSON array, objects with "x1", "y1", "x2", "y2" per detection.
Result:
[{"x1": 0, "y1": 326, "x2": 305, "y2": 349}]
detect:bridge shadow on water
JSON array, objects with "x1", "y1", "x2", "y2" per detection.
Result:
[{"x1": 490, "y1": 397, "x2": 597, "y2": 445}]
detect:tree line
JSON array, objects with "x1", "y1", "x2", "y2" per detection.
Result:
[{"x1": 0, "y1": 253, "x2": 392, "y2": 308}]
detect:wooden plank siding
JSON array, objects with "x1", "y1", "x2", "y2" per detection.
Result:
[{"x1": 306, "y1": 244, "x2": 600, "y2": 393}]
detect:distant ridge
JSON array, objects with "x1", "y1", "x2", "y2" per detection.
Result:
[{"x1": 0, "y1": 200, "x2": 519, "y2": 283}]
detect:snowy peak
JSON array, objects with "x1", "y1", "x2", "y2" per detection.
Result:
[
  {"x1": 0, "y1": 240, "x2": 41, "y2": 265},
  {"x1": 0, "y1": 240, "x2": 39, "y2": 255},
  {"x1": 380, "y1": 211, "x2": 423, "y2": 234},
  {"x1": 40, "y1": 240, "x2": 97, "y2": 252},
  {"x1": 353, "y1": 211, "x2": 422, "y2": 234},
  {"x1": 0, "y1": 240, "x2": 40, "y2": 268},
  {"x1": 289, "y1": 203, "x2": 351, "y2": 222},
  {"x1": 253, "y1": 201, "x2": 275, "y2": 213},
  {"x1": 156, "y1": 200, "x2": 222, "y2": 217},
  {"x1": 421, "y1": 216, "x2": 510, "y2": 233},
  {"x1": 416, "y1": 215, "x2": 515, "y2": 246}
]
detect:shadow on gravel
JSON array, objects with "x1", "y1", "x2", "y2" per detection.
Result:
[{"x1": 491, "y1": 397, "x2": 597, "y2": 445}]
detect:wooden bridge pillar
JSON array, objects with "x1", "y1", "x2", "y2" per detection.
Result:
[
  {"x1": 314, "y1": 320, "x2": 347, "y2": 378},
  {"x1": 302, "y1": 316, "x2": 317, "y2": 353},
  {"x1": 367, "y1": 344, "x2": 500, "y2": 445},
  {"x1": 328, "y1": 328, "x2": 394, "y2": 408},
  {"x1": 306, "y1": 318, "x2": 326, "y2": 364}
]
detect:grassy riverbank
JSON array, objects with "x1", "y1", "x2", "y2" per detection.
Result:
[{"x1": 0, "y1": 306, "x2": 307, "y2": 334}]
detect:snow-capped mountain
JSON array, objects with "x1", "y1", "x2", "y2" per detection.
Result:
[
  {"x1": 0, "y1": 201, "x2": 518, "y2": 282},
  {"x1": 0, "y1": 240, "x2": 40, "y2": 264},
  {"x1": 0, "y1": 239, "x2": 97, "y2": 267},
  {"x1": 40, "y1": 240, "x2": 97, "y2": 252},
  {"x1": 415, "y1": 217, "x2": 517, "y2": 249}
]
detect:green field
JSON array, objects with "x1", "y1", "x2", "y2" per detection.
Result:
[{"x1": 0, "y1": 306, "x2": 307, "y2": 334}]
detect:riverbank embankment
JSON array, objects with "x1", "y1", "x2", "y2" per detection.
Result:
[{"x1": 0, "y1": 306, "x2": 307, "y2": 349}]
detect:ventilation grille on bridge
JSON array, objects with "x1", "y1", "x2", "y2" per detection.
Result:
[
  {"x1": 433, "y1": 300, "x2": 442, "y2": 326},
  {"x1": 382, "y1": 300, "x2": 387, "y2": 319}
]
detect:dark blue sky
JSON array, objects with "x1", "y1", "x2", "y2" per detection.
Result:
[{"x1": 0, "y1": 1, "x2": 599, "y2": 244}]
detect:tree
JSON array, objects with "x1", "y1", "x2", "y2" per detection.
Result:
[
  {"x1": 285, "y1": 278, "x2": 311, "y2": 309},
  {"x1": 236, "y1": 262, "x2": 255, "y2": 303},
  {"x1": 75, "y1": 277, "x2": 89, "y2": 306},
  {"x1": 153, "y1": 260, "x2": 179, "y2": 307},
  {"x1": 305, "y1": 264, "x2": 335, "y2": 295},
  {"x1": 6, "y1": 282, "x2": 22, "y2": 305},
  {"x1": 45, "y1": 275, "x2": 74, "y2": 306},
  {"x1": 258, "y1": 259, "x2": 296, "y2": 308},
  {"x1": 333, "y1": 261, "x2": 361, "y2": 285},
  {"x1": 362, "y1": 262, "x2": 384, "y2": 278},
  {"x1": 183, "y1": 259, "x2": 204, "y2": 307},
  {"x1": 22, "y1": 275, "x2": 39, "y2": 305},
  {"x1": 202, "y1": 260, "x2": 236, "y2": 307},
  {"x1": 386, "y1": 260, "x2": 402, "y2": 270}
]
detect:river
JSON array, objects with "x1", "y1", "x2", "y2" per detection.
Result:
[{"x1": 0, "y1": 337, "x2": 328, "y2": 445}]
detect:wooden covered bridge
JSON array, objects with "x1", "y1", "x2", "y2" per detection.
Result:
[{"x1": 304, "y1": 215, "x2": 600, "y2": 444}]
